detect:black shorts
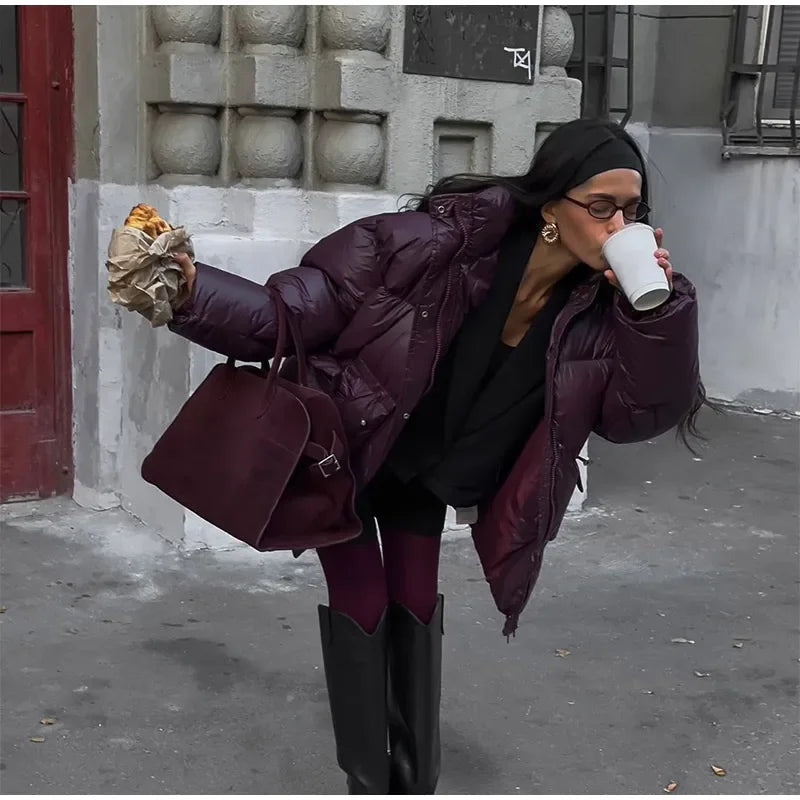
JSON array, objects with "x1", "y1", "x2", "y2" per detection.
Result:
[{"x1": 354, "y1": 467, "x2": 448, "y2": 541}]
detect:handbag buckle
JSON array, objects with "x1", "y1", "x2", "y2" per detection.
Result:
[{"x1": 317, "y1": 454, "x2": 341, "y2": 478}]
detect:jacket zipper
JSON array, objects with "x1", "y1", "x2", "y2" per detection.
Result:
[
  {"x1": 425, "y1": 211, "x2": 470, "y2": 394},
  {"x1": 427, "y1": 266, "x2": 455, "y2": 394},
  {"x1": 541, "y1": 279, "x2": 602, "y2": 537}
]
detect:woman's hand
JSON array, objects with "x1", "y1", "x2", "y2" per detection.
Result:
[
  {"x1": 604, "y1": 227, "x2": 674, "y2": 291},
  {"x1": 173, "y1": 252, "x2": 197, "y2": 295}
]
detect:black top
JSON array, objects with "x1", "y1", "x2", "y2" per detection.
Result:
[
  {"x1": 386, "y1": 224, "x2": 582, "y2": 507},
  {"x1": 484, "y1": 341, "x2": 514, "y2": 390}
]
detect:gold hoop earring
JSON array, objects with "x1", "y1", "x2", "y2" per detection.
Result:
[{"x1": 542, "y1": 221, "x2": 560, "y2": 245}]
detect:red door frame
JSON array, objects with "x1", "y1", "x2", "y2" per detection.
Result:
[{"x1": 0, "y1": 6, "x2": 74, "y2": 500}]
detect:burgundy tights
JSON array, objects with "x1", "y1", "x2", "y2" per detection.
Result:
[{"x1": 317, "y1": 527, "x2": 441, "y2": 634}]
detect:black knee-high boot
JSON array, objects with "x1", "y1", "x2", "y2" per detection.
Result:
[
  {"x1": 318, "y1": 605, "x2": 390, "y2": 794},
  {"x1": 388, "y1": 595, "x2": 444, "y2": 794}
]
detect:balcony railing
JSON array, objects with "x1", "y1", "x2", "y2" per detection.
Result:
[{"x1": 721, "y1": 5, "x2": 800, "y2": 157}]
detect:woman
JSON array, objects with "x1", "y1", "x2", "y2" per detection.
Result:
[{"x1": 169, "y1": 118, "x2": 701, "y2": 794}]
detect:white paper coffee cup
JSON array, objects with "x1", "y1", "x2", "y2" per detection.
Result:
[{"x1": 601, "y1": 223, "x2": 671, "y2": 312}]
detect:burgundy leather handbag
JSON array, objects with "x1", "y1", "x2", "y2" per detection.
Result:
[{"x1": 141, "y1": 289, "x2": 361, "y2": 551}]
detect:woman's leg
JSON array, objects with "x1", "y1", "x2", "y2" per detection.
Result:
[
  {"x1": 372, "y1": 473, "x2": 444, "y2": 622},
  {"x1": 317, "y1": 534, "x2": 388, "y2": 634},
  {"x1": 375, "y1": 478, "x2": 446, "y2": 795},
  {"x1": 316, "y1": 506, "x2": 391, "y2": 794},
  {"x1": 382, "y1": 528, "x2": 442, "y2": 624}
]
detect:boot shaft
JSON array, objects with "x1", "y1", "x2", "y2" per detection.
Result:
[
  {"x1": 318, "y1": 605, "x2": 390, "y2": 794},
  {"x1": 388, "y1": 595, "x2": 444, "y2": 794}
]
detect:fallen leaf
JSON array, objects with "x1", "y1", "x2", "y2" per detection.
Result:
[
  {"x1": 671, "y1": 637, "x2": 696, "y2": 645},
  {"x1": 40, "y1": 718, "x2": 56, "y2": 725},
  {"x1": 29, "y1": 736, "x2": 45, "y2": 743},
  {"x1": 693, "y1": 671, "x2": 711, "y2": 678},
  {"x1": 711, "y1": 765, "x2": 727, "y2": 777},
  {"x1": 664, "y1": 781, "x2": 679, "y2": 793},
  {"x1": 554, "y1": 648, "x2": 571, "y2": 658},
  {"x1": 733, "y1": 642, "x2": 744, "y2": 649}
]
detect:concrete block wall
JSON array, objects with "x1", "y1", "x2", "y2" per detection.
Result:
[
  {"x1": 70, "y1": 5, "x2": 585, "y2": 546},
  {"x1": 134, "y1": 5, "x2": 582, "y2": 193}
]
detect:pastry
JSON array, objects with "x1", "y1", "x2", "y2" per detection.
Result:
[{"x1": 124, "y1": 204, "x2": 172, "y2": 239}]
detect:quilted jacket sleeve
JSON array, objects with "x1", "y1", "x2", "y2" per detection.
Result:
[
  {"x1": 593, "y1": 273, "x2": 700, "y2": 444},
  {"x1": 168, "y1": 214, "x2": 428, "y2": 361}
]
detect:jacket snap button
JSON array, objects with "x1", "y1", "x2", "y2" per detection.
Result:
[
  {"x1": 402, "y1": 412, "x2": 410, "y2": 420},
  {"x1": 360, "y1": 419, "x2": 367, "y2": 427},
  {"x1": 421, "y1": 310, "x2": 429, "y2": 318},
  {"x1": 437, "y1": 205, "x2": 445, "y2": 213}
]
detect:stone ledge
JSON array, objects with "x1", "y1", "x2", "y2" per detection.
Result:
[
  {"x1": 142, "y1": 52, "x2": 226, "y2": 107},
  {"x1": 229, "y1": 51, "x2": 311, "y2": 109},
  {"x1": 314, "y1": 52, "x2": 395, "y2": 114}
]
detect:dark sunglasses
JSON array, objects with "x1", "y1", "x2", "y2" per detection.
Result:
[{"x1": 564, "y1": 195, "x2": 650, "y2": 222}]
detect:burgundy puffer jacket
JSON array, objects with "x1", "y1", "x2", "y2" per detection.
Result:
[{"x1": 169, "y1": 187, "x2": 699, "y2": 635}]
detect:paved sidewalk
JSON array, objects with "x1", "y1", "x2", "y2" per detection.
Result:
[{"x1": 1, "y1": 408, "x2": 798, "y2": 794}]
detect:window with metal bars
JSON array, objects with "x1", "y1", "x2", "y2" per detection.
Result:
[
  {"x1": 566, "y1": 6, "x2": 634, "y2": 127},
  {"x1": 721, "y1": 5, "x2": 800, "y2": 157},
  {"x1": 0, "y1": 5, "x2": 25, "y2": 288}
]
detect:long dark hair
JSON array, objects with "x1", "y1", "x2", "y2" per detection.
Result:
[
  {"x1": 408, "y1": 117, "x2": 650, "y2": 217},
  {"x1": 406, "y1": 117, "x2": 714, "y2": 451}
]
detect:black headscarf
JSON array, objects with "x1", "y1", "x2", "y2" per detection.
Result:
[{"x1": 565, "y1": 136, "x2": 644, "y2": 191}]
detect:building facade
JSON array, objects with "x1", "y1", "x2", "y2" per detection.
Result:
[
  {"x1": 1, "y1": 6, "x2": 797, "y2": 550},
  {"x1": 567, "y1": 5, "x2": 799, "y2": 413}
]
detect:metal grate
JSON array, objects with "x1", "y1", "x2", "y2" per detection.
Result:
[
  {"x1": 721, "y1": 5, "x2": 799, "y2": 157},
  {"x1": 774, "y1": 6, "x2": 800, "y2": 109},
  {"x1": 566, "y1": 6, "x2": 634, "y2": 127}
]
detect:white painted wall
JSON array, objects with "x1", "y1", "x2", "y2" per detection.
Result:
[
  {"x1": 71, "y1": 180, "x2": 399, "y2": 545},
  {"x1": 646, "y1": 129, "x2": 800, "y2": 412}
]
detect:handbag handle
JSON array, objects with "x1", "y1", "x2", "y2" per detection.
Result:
[
  {"x1": 279, "y1": 292, "x2": 309, "y2": 386},
  {"x1": 264, "y1": 288, "x2": 308, "y2": 390},
  {"x1": 225, "y1": 288, "x2": 308, "y2": 389}
]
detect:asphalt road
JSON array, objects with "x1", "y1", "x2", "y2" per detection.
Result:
[{"x1": 1, "y1": 408, "x2": 797, "y2": 794}]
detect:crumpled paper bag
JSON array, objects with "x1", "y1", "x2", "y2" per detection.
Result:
[{"x1": 106, "y1": 226, "x2": 194, "y2": 327}]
